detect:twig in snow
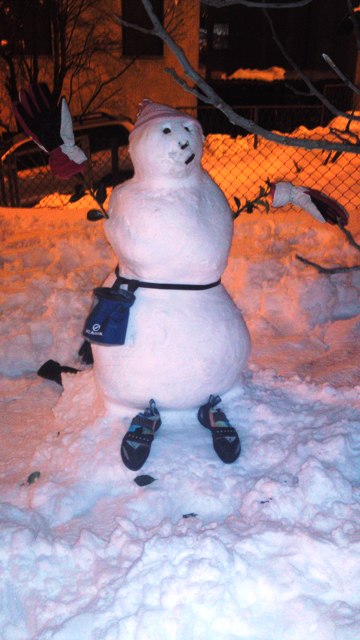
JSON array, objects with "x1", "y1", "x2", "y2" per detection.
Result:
[
  {"x1": 338, "y1": 220, "x2": 360, "y2": 253},
  {"x1": 296, "y1": 254, "x2": 360, "y2": 274},
  {"x1": 296, "y1": 221, "x2": 360, "y2": 274}
]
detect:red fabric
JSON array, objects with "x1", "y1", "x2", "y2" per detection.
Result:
[{"x1": 49, "y1": 147, "x2": 87, "y2": 180}]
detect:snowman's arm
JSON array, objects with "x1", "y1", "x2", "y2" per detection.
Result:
[{"x1": 270, "y1": 181, "x2": 348, "y2": 226}]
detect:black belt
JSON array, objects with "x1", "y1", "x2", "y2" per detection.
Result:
[{"x1": 113, "y1": 265, "x2": 221, "y2": 293}]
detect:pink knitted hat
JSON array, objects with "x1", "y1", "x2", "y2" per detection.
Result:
[{"x1": 130, "y1": 99, "x2": 201, "y2": 136}]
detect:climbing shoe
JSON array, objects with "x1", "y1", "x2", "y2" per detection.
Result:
[
  {"x1": 197, "y1": 395, "x2": 241, "y2": 464},
  {"x1": 121, "y1": 399, "x2": 161, "y2": 471}
]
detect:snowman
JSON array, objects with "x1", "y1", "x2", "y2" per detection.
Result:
[
  {"x1": 12, "y1": 86, "x2": 250, "y2": 470},
  {"x1": 90, "y1": 100, "x2": 251, "y2": 470},
  {"x1": 13, "y1": 86, "x2": 348, "y2": 473}
]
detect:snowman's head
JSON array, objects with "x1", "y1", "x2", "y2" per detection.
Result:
[{"x1": 129, "y1": 100, "x2": 204, "y2": 181}]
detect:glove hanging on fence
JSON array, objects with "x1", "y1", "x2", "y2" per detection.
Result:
[
  {"x1": 13, "y1": 83, "x2": 87, "y2": 180},
  {"x1": 270, "y1": 182, "x2": 349, "y2": 227}
]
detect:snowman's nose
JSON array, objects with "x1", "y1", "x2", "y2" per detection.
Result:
[{"x1": 179, "y1": 140, "x2": 189, "y2": 150}]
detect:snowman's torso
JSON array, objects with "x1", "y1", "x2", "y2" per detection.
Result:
[
  {"x1": 105, "y1": 173, "x2": 232, "y2": 284},
  {"x1": 92, "y1": 108, "x2": 250, "y2": 411}
]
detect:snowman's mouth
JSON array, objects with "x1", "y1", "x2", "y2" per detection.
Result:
[{"x1": 185, "y1": 153, "x2": 195, "y2": 165}]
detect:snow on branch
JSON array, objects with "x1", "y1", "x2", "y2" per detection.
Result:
[
  {"x1": 297, "y1": 221, "x2": 360, "y2": 274},
  {"x1": 115, "y1": 0, "x2": 360, "y2": 155},
  {"x1": 296, "y1": 254, "x2": 360, "y2": 274}
]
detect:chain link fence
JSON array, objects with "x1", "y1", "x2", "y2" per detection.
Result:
[
  {"x1": 1, "y1": 101, "x2": 359, "y2": 213},
  {"x1": 193, "y1": 104, "x2": 360, "y2": 215}
]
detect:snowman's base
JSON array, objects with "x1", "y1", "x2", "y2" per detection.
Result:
[{"x1": 93, "y1": 285, "x2": 251, "y2": 412}]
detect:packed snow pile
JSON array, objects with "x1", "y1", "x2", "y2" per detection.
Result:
[
  {"x1": 1, "y1": 135, "x2": 360, "y2": 638},
  {"x1": 221, "y1": 66, "x2": 286, "y2": 82}
]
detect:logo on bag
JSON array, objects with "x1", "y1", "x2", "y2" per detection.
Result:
[{"x1": 85, "y1": 322, "x2": 103, "y2": 337}]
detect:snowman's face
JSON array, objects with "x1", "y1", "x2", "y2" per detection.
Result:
[{"x1": 129, "y1": 117, "x2": 204, "y2": 180}]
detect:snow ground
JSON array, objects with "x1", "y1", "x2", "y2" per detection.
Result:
[{"x1": 1, "y1": 137, "x2": 360, "y2": 639}]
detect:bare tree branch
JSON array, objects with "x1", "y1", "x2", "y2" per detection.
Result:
[
  {"x1": 119, "y1": 0, "x2": 360, "y2": 154},
  {"x1": 329, "y1": 127, "x2": 360, "y2": 145},
  {"x1": 165, "y1": 68, "x2": 214, "y2": 102},
  {"x1": 283, "y1": 82, "x2": 311, "y2": 97},
  {"x1": 1, "y1": 0, "x2": 132, "y2": 128},
  {"x1": 338, "y1": 220, "x2": 360, "y2": 253},
  {"x1": 322, "y1": 53, "x2": 360, "y2": 97},
  {"x1": 119, "y1": 18, "x2": 153, "y2": 35},
  {"x1": 121, "y1": 0, "x2": 360, "y2": 276},
  {"x1": 296, "y1": 221, "x2": 360, "y2": 273},
  {"x1": 262, "y1": 9, "x2": 360, "y2": 123},
  {"x1": 80, "y1": 58, "x2": 137, "y2": 116}
]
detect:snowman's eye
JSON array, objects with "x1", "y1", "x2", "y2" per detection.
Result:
[
  {"x1": 184, "y1": 125, "x2": 191, "y2": 132},
  {"x1": 163, "y1": 127, "x2": 171, "y2": 134}
]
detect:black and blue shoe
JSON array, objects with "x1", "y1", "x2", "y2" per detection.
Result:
[
  {"x1": 121, "y1": 399, "x2": 161, "y2": 471},
  {"x1": 198, "y1": 395, "x2": 241, "y2": 464}
]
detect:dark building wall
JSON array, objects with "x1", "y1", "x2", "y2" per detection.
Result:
[{"x1": 201, "y1": 0, "x2": 356, "y2": 80}]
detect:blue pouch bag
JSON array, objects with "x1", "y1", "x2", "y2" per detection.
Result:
[{"x1": 83, "y1": 287, "x2": 136, "y2": 345}]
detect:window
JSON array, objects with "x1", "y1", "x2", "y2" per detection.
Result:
[
  {"x1": 0, "y1": 0, "x2": 52, "y2": 56},
  {"x1": 122, "y1": 0, "x2": 164, "y2": 57},
  {"x1": 212, "y1": 23, "x2": 229, "y2": 51}
]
